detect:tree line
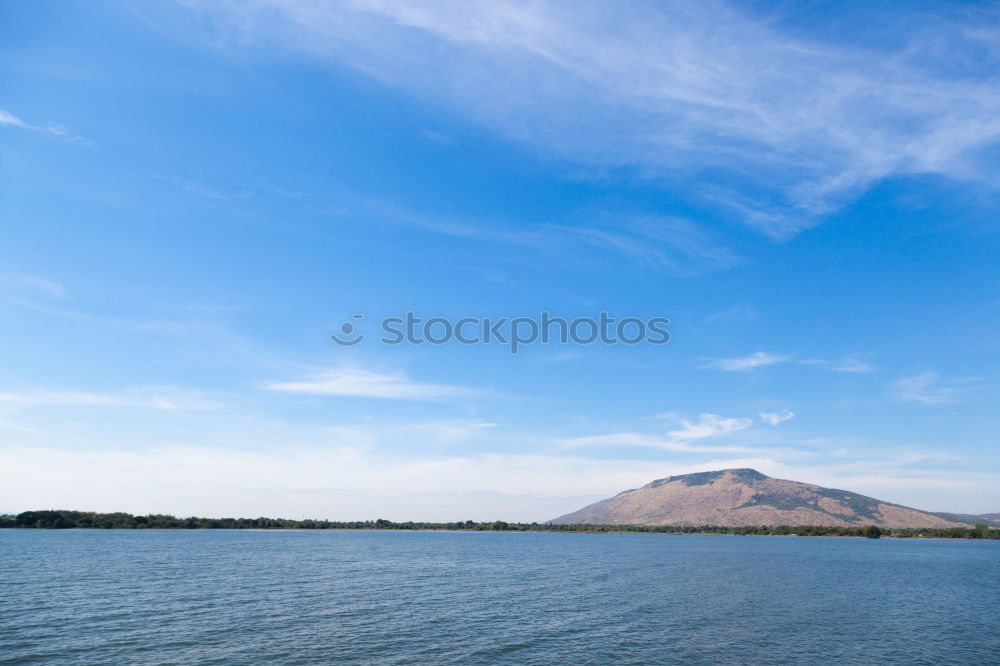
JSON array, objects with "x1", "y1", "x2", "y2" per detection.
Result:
[{"x1": 1, "y1": 510, "x2": 997, "y2": 539}]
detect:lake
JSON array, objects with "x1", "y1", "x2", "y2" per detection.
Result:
[{"x1": 1, "y1": 530, "x2": 998, "y2": 664}]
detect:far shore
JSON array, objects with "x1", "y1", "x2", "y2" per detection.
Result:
[
  {"x1": 3, "y1": 511, "x2": 998, "y2": 540},
  {"x1": 4, "y1": 527, "x2": 995, "y2": 541}
]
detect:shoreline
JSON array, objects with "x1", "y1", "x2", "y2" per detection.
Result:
[
  {"x1": 2, "y1": 526, "x2": 997, "y2": 541},
  {"x1": 5, "y1": 510, "x2": 996, "y2": 539}
]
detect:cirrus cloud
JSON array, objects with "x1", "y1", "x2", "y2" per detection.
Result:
[
  {"x1": 265, "y1": 367, "x2": 477, "y2": 401},
  {"x1": 759, "y1": 409, "x2": 795, "y2": 426},
  {"x1": 182, "y1": 0, "x2": 1000, "y2": 238}
]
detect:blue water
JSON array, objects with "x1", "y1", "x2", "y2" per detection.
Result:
[{"x1": 1, "y1": 531, "x2": 998, "y2": 665}]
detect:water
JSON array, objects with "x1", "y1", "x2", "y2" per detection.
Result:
[{"x1": 1, "y1": 530, "x2": 998, "y2": 665}]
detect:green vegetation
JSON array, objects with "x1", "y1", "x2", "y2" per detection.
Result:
[
  {"x1": 734, "y1": 486, "x2": 885, "y2": 524},
  {"x1": 814, "y1": 487, "x2": 882, "y2": 521},
  {"x1": 2, "y1": 510, "x2": 999, "y2": 538},
  {"x1": 738, "y1": 493, "x2": 819, "y2": 512},
  {"x1": 659, "y1": 468, "x2": 768, "y2": 488},
  {"x1": 665, "y1": 470, "x2": 728, "y2": 486}
]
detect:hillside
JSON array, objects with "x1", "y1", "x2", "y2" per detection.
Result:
[
  {"x1": 932, "y1": 512, "x2": 1000, "y2": 527},
  {"x1": 551, "y1": 468, "x2": 968, "y2": 528}
]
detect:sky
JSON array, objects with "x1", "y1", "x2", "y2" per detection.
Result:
[{"x1": 2, "y1": 0, "x2": 999, "y2": 520}]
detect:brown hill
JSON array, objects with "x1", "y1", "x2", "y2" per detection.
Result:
[
  {"x1": 551, "y1": 468, "x2": 967, "y2": 528},
  {"x1": 931, "y1": 511, "x2": 1000, "y2": 527}
]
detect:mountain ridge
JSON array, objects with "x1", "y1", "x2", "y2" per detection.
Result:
[
  {"x1": 551, "y1": 468, "x2": 971, "y2": 528},
  {"x1": 931, "y1": 511, "x2": 1000, "y2": 527}
]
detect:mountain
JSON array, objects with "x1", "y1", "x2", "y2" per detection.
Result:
[
  {"x1": 551, "y1": 468, "x2": 968, "y2": 528},
  {"x1": 931, "y1": 512, "x2": 1000, "y2": 527}
]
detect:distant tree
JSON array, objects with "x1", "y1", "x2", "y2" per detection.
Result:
[
  {"x1": 16, "y1": 511, "x2": 70, "y2": 528},
  {"x1": 5, "y1": 511, "x2": 998, "y2": 538}
]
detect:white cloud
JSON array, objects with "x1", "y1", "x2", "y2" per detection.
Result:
[
  {"x1": 0, "y1": 388, "x2": 227, "y2": 412},
  {"x1": 265, "y1": 368, "x2": 475, "y2": 400},
  {"x1": 3, "y1": 444, "x2": 996, "y2": 519},
  {"x1": 892, "y1": 371, "x2": 962, "y2": 405},
  {"x1": 704, "y1": 351, "x2": 790, "y2": 371},
  {"x1": 707, "y1": 352, "x2": 876, "y2": 373},
  {"x1": 554, "y1": 215, "x2": 738, "y2": 275},
  {"x1": 557, "y1": 227, "x2": 675, "y2": 270},
  {"x1": 558, "y1": 431, "x2": 756, "y2": 454},
  {"x1": 185, "y1": 1, "x2": 1000, "y2": 237},
  {"x1": 0, "y1": 110, "x2": 29, "y2": 129},
  {"x1": 0, "y1": 445, "x2": 679, "y2": 521},
  {"x1": 0, "y1": 419, "x2": 42, "y2": 435},
  {"x1": 667, "y1": 413, "x2": 753, "y2": 441},
  {"x1": 561, "y1": 413, "x2": 756, "y2": 453},
  {"x1": 759, "y1": 409, "x2": 795, "y2": 426},
  {"x1": 0, "y1": 109, "x2": 88, "y2": 143},
  {"x1": 0, "y1": 272, "x2": 66, "y2": 299},
  {"x1": 799, "y1": 354, "x2": 875, "y2": 373},
  {"x1": 159, "y1": 176, "x2": 227, "y2": 199}
]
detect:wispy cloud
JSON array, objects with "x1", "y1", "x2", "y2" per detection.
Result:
[
  {"x1": 186, "y1": 1, "x2": 1000, "y2": 238},
  {"x1": 556, "y1": 227, "x2": 673, "y2": 271},
  {"x1": 156, "y1": 176, "x2": 324, "y2": 203},
  {"x1": 0, "y1": 109, "x2": 89, "y2": 144},
  {"x1": 0, "y1": 272, "x2": 66, "y2": 299},
  {"x1": 0, "y1": 110, "x2": 30, "y2": 129},
  {"x1": 553, "y1": 216, "x2": 738, "y2": 275},
  {"x1": 159, "y1": 176, "x2": 228, "y2": 199},
  {"x1": 559, "y1": 431, "x2": 756, "y2": 454},
  {"x1": 0, "y1": 419, "x2": 43, "y2": 435},
  {"x1": 799, "y1": 354, "x2": 875, "y2": 373},
  {"x1": 0, "y1": 388, "x2": 227, "y2": 412},
  {"x1": 759, "y1": 409, "x2": 795, "y2": 426},
  {"x1": 143, "y1": 169, "x2": 733, "y2": 275},
  {"x1": 892, "y1": 371, "x2": 967, "y2": 406},
  {"x1": 705, "y1": 351, "x2": 875, "y2": 373},
  {"x1": 562, "y1": 413, "x2": 756, "y2": 453},
  {"x1": 703, "y1": 304, "x2": 758, "y2": 325},
  {"x1": 265, "y1": 368, "x2": 476, "y2": 400},
  {"x1": 666, "y1": 413, "x2": 754, "y2": 442},
  {"x1": 704, "y1": 351, "x2": 790, "y2": 371}
]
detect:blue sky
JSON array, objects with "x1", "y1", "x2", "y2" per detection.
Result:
[{"x1": 2, "y1": 0, "x2": 999, "y2": 520}]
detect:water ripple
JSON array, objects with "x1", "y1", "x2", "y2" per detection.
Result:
[{"x1": 1, "y1": 531, "x2": 998, "y2": 664}]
